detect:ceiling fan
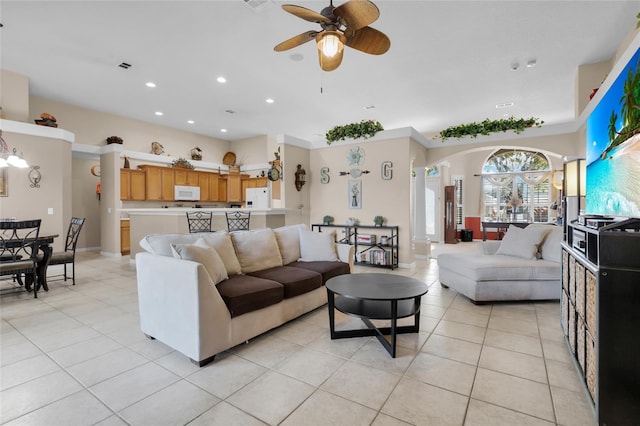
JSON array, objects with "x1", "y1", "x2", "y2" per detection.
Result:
[{"x1": 273, "y1": 0, "x2": 390, "y2": 72}]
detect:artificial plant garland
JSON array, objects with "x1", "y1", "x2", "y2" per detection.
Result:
[
  {"x1": 326, "y1": 120, "x2": 384, "y2": 145},
  {"x1": 436, "y1": 116, "x2": 544, "y2": 141}
]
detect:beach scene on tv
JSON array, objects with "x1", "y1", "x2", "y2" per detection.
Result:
[{"x1": 586, "y1": 48, "x2": 640, "y2": 218}]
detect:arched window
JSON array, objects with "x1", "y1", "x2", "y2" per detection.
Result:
[{"x1": 482, "y1": 149, "x2": 551, "y2": 222}]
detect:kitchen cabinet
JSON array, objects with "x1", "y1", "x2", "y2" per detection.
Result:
[
  {"x1": 174, "y1": 169, "x2": 199, "y2": 186},
  {"x1": 198, "y1": 171, "x2": 223, "y2": 202},
  {"x1": 226, "y1": 169, "x2": 242, "y2": 203},
  {"x1": 241, "y1": 177, "x2": 268, "y2": 201},
  {"x1": 120, "y1": 220, "x2": 130, "y2": 255},
  {"x1": 120, "y1": 169, "x2": 146, "y2": 201},
  {"x1": 140, "y1": 165, "x2": 175, "y2": 201}
]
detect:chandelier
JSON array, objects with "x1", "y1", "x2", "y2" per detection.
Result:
[{"x1": 0, "y1": 130, "x2": 29, "y2": 168}]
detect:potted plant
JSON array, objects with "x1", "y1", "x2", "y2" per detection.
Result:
[
  {"x1": 323, "y1": 215, "x2": 334, "y2": 225},
  {"x1": 373, "y1": 215, "x2": 385, "y2": 226}
]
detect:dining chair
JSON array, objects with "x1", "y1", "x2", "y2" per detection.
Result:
[
  {"x1": 186, "y1": 211, "x2": 213, "y2": 233},
  {"x1": 226, "y1": 211, "x2": 251, "y2": 231},
  {"x1": 47, "y1": 217, "x2": 85, "y2": 286},
  {"x1": 0, "y1": 219, "x2": 42, "y2": 298}
]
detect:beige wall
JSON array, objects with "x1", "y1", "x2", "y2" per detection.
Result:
[
  {"x1": 71, "y1": 156, "x2": 101, "y2": 249},
  {"x1": 0, "y1": 131, "x2": 71, "y2": 251},
  {"x1": 310, "y1": 137, "x2": 415, "y2": 265},
  {"x1": 0, "y1": 69, "x2": 29, "y2": 121},
  {"x1": 281, "y1": 143, "x2": 310, "y2": 226}
]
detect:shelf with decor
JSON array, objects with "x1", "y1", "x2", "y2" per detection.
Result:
[
  {"x1": 312, "y1": 224, "x2": 398, "y2": 270},
  {"x1": 561, "y1": 218, "x2": 640, "y2": 424}
]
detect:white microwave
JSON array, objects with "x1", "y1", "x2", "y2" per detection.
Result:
[{"x1": 174, "y1": 185, "x2": 200, "y2": 201}]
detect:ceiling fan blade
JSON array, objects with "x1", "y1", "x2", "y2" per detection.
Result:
[
  {"x1": 345, "y1": 26, "x2": 390, "y2": 55},
  {"x1": 282, "y1": 4, "x2": 332, "y2": 24},
  {"x1": 334, "y1": 0, "x2": 379, "y2": 30},
  {"x1": 274, "y1": 30, "x2": 317, "y2": 52},
  {"x1": 318, "y1": 47, "x2": 344, "y2": 72}
]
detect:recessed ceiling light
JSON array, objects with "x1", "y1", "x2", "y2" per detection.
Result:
[
  {"x1": 187, "y1": 120, "x2": 194, "y2": 124},
  {"x1": 220, "y1": 128, "x2": 228, "y2": 133},
  {"x1": 217, "y1": 76, "x2": 227, "y2": 83},
  {"x1": 155, "y1": 111, "x2": 163, "y2": 116},
  {"x1": 526, "y1": 59, "x2": 537, "y2": 68},
  {"x1": 146, "y1": 82, "x2": 156, "y2": 88},
  {"x1": 510, "y1": 63, "x2": 519, "y2": 71},
  {"x1": 266, "y1": 98, "x2": 274, "y2": 104}
]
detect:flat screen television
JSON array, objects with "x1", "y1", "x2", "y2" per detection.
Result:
[{"x1": 585, "y1": 47, "x2": 640, "y2": 218}]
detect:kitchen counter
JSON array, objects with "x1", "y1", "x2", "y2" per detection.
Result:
[{"x1": 124, "y1": 208, "x2": 287, "y2": 257}]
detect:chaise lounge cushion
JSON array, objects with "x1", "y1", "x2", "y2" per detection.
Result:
[
  {"x1": 495, "y1": 225, "x2": 549, "y2": 260},
  {"x1": 216, "y1": 275, "x2": 284, "y2": 318},
  {"x1": 249, "y1": 265, "x2": 323, "y2": 298},
  {"x1": 437, "y1": 253, "x2": 560, "y2": 282}
]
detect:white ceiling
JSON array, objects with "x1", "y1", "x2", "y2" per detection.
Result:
[{"x1": 1, "y1": 1, "x2": 638, "y2": 147}]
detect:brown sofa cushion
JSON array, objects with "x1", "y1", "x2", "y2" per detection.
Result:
[
  {"x1": 288, "y1": 261, "x2": 350, "y2": 284},
  {"x1": 249, "y1": 266, "x2": 322, "y2": 299},
  {"x1": 216, "y1": 275, "x2": 284, "y2": 318}
]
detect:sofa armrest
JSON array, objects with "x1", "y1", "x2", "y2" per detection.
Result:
[
  {"x1": 336, "y1": 243, "x2": 355, "y2": 271},
  {"x1": 480, "y1": 240, "x2": 501, "y2": 255},
  {"x1": 135, "y1": 252, "x2": 232, "y2": 362}
]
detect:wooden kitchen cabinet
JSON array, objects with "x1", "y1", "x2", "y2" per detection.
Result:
[
  {"x1": 174, "y1": 169, "x2": 199, "y2": 186},
  {"x1": 226, "y1": 170, "x2": 242, "y2": 203},
  {"x1": 241, "y1": 177, "x2": 268, "y2": 201},
  {"x1": 120, "y1": 169, "x2": 146, "y2": 201},
  {"x1": 140, "y1": 165, "x2": 175, "y2": 201},
  {"x1": 198, "y1": 171, "x2": 221, "y2": 202},
  {"x1": 120, "y1": 220, "x2": 130, "y2": 255}
]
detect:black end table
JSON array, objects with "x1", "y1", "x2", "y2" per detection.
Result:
[{"x1": 325, "y1": 273, "x2": 428, "y2": 357}]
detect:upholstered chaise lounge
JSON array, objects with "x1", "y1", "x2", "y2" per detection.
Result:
[{"x1": 437, "y1": 224, "x2": 562, "y2": 303}]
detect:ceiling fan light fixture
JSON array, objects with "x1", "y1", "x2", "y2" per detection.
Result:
[{"x1": 318, "y1": 31, "x2": 344, "y2": 58}]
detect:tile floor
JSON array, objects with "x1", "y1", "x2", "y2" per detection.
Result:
[{"x1": 0, "y1": 246, "x2": 596, "y2": 426}]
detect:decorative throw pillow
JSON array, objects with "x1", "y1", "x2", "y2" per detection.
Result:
[
  {"x1": 495, "y1": 225, "x2": 549, "y2": 260},
  {"x1": 539, "y1": 226, "x2": 563, "y2": 262},
  {"x1": 230, "y1": 228, "x2": 283, "y2": 273},
  {"x1": 170, "y1": 241, "x2": 228, "y2": 284},
  {"x1": 298, "y1": 229, "x2": 338, "y2": 262},
  {"x1": 197, "y1": 231, "x2": 243, "y2": 275},
  {"x1": 273, "y1": 224, "x2": 306, "y2": 265}
]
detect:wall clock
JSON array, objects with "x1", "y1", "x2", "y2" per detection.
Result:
[{"x1": 267, "y1": 165, "x2": 280, "y2": 181}]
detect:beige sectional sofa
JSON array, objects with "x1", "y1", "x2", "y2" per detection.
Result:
[
  {"x1": 437, "y1": 224, "x2": 562, "y2": 303},
  {"x1": 136, "y1": 224, "x2": 353, "y2": 366}
]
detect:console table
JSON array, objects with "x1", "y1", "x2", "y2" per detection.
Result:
[
  {"x1": 312, "y1": 224, "x2": 399, "y2": 269},
  {"x1": 481, "y1": 221, "x2": 531, "y2": 241}
]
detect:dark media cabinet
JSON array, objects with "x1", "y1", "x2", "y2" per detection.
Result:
[{"x1": 562, "y1": 218, "x2": 640, "y2": 424}]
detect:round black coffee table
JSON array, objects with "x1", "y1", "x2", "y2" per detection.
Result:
[{"x1": 325, "y1": 273, "x2": 428, "y2": 357}]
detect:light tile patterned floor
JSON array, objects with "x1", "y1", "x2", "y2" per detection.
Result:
[{"x1": 0, "y1": 247, "x2": 596, "y2": 426}]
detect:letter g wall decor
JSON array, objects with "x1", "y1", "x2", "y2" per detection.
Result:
[{"x1": 381, "y1": 161, "x2": 393, "y2": 180}]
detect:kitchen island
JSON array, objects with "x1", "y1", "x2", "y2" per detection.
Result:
[{"x1": 122, "y1": 208, "x2": 286, "y2": 258}]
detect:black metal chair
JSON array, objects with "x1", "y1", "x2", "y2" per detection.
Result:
[
  {"x1": 47, "y1": 217, "x2": 85, "y2": 286},
  {"x1": 226, "y1": 211, "x2": 251, "y2": 231},
  {"x1": 0, "y1": 219, "x2": 42, "y2": 298},
  {"x1": 186, "y1": 211, "x2": 213, "y2": 233}
]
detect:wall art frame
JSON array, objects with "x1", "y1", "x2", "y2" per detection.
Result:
[{"x1": 348, "y1": 179, "x2": 361, "y2": 209}]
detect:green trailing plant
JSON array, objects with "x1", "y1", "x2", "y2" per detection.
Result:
[
  {"x1": 436, "y1": 116, "x2": 544, "y2": 142},
  {"x1": 171, "y1": 157, "x2": 195, "y2": 169},
  {"x1": 637, "y1": 11, "x2": 640, "y2": 28},
  {"x1": 323, "y1": 215, "x2": 334, "y2": 225},
  {"x1": 326, "y1": 120, "x2": 384, "y2": 145}
]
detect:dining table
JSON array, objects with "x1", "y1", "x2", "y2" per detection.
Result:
[{"x1": 1, "y1": 233, "x2": 58, "y2": 293}]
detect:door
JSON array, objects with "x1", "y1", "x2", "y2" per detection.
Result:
[
  {"x1": 444, "y1": 185, "x2": 458, "y2": 244},
  {"x1": 425, "y1": 177, "x2": 440, "y2": 242}
]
